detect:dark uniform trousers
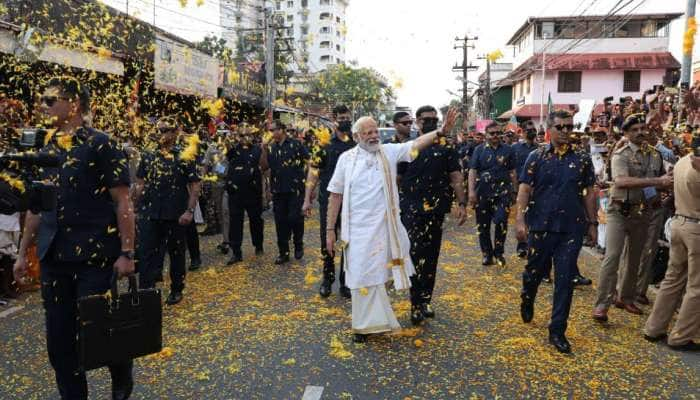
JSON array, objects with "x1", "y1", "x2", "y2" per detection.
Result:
[
  {"x1": 138, "y1": 219, "x2": 187, "y2": 292},
  {"x1": 319, "y1": 193, "x2": 345, "y2": 285},
  {"x1": 185, "y1": 222, "x2": 201, "y2": 262},
  {"x1": 475, "y1": 195, "x2": 510, "y2": 257},
  {"x1": 228, "y1": 192, "x2": 264, "y2": 256},
  {"x1": 272, "y1": 192, "x2": 304, "y2": 256},
  {"x1": 403, "y1": 212, "x2": 445, "y2": 307},
  {"x1": 40, "y1": 257, "x2": 132, "y2": 399},
  {"x1": 522, "y1": 230, "x2": 583, "y2": 335}
]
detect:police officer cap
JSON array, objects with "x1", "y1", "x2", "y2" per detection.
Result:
[{"x1": 621, "y1": 113, "x2": 646, "y2": 131}]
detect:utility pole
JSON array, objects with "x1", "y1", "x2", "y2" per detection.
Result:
[
  {"x1": 539, "y1": 33, "x2": 549, "y2": 128},
  {"x1": 477, "y1": 55, "x2": 492, "y2": 119},
  {"x1": 264, "y1": 8, "x2": 276, "y2": 121},
  {"x1": 452, "y1": 35, "x2": 478, "y2": 118},
  {"x1": 679, "y1": 0, "x2": 696, "y2": 124}
]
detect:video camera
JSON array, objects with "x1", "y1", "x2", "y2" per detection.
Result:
[{"x1": 0, "y1": 128, "x2": 58, "y2": 215}]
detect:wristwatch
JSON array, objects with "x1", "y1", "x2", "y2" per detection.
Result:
[
  {"x1": 186, "y1": 208, "x2": 195, "y2": 214},
  {"x1": 120, "y1": 250, "x2": 135, "y2": 260}
]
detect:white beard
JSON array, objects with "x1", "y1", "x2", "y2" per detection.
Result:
[{"x1": 358, "y1": 140, "x2": 380, "y2": 153}]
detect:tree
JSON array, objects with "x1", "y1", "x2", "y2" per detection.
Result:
[
  {"x1": 308, "y1": 64, "x2": 394, "y2": 118},
  {"x1": 194, "y1": 35, "x2": 233, "y2": 64}
]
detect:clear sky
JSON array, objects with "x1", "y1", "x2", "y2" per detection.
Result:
[{"x1": 103, "y1": 0, "x2": 690, "y2": 113}]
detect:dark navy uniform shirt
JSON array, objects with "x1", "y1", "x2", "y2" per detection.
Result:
[
  {"x1": 136, "y1": 148, "x2": 200, "y2": 221},
  {"x1": 311, "y1": 134, "x2": 355, "y2": 201},
  {"x1": 468, "y1": 142, "x2": 515, "y2": 198},
  {"x1": 400, "y1": 142, "x2": 461, "y2": 215},
  {"x1": 38, "y1": 128, "x2": 130, "y2": 265},
  {"x1": 226, "y1": 144, "x2": 263, "y2": 200},
  {"x1": 511, "y1": 141, "x2": 539, "y2": 177},
  {"x1": 519, "y1": 145, "x2": 595, "y2": 233},
  {"x1": 267, "y1": 138, "x2": 309, "y2": 195}
]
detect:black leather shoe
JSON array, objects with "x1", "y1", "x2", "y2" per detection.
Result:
[
  {"x1": 339, "y1": 285, "x2": 351, "y2": 299},
  {"x1": 319, "y1": 277, "x2": 332, "y2": 298},
  {"x1": 255, "y1": 247, "x2": 264, "y2": 256},
  {"x1": 165, "y1": 291, "x2": 183, "y2": 305},
  {"x1": 294, "y1": 247, "x2": 304, "y2": 260},
  {"x1": 520, "y1": 299, "x2": 534, "y2": 323},
  {"x1": 227, "y1": 254, "x2": 243, "y2": 265},
  {"x1": 411, "y1": 308, "x2": 425, "y2": 326},
  {"x1": 573, "y1": 274, "x2": 592, "y2": 286},
  {"x1": 352, "y1": 333, "x2": 368, "y2": 343},
  {"x1": 643, "y1": 333, "x2": 667, "y2": 343},
  {"x1": 482, "y1": 256, "x2": 494, "y2": 266},
  {"x1": 517, "y1": 249, "x2": 528, "y2": 259},
  {"x1": 111, "y1": 375, "x2": 133, "y2": 400},
  {"x1": 217, "y1": 243, "x2": 230, "y2": 255},
  {"x1": 495, "y1": 255, "x2": 506, "y2": 266},
  {"x1": 274, "y1": 255, "x2": 290, "y2": 265},
  {"x1": 548, "y1": 333, "x2": 572, "y2": 354},
  {"x1": 668, "y1": 340, "x2": 700, "y2": 352},
  {"x1": 188, "y1": 258, "x2": 202, "y2": 271},
  {"x1": 420, "y1": 303, "x2": 435, "y2": 318},
  {"x1": 542, "y1": 276, "x2": 552, "y2": 284}
]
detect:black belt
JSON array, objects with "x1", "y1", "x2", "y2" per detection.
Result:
[{"x1": 675, "y1": 214, "x2": 700, "y2": 224}]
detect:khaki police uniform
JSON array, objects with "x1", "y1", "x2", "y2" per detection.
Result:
[
  {"x1": 645, "y1": 155, "x2": 700, "y2": 345},
  {"x1": 595, "y1": 142, "x2": 662, "y2": 308}
]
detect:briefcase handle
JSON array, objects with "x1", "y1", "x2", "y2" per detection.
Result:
[{"x1": 110, "y1": 272, "x2": 139, "y2": 309}]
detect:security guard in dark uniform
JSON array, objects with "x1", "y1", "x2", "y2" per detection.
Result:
[
  {"x1": 261, "y1": 120, "x2": 309, "y2": 264},
  {"x1": 468, "y1": 122, "x2": 518, "y2": 266},
  {"x1": 225, "y1": 124, "x2": 264, "y2": 264},
  {"x1": 303, "y1": 105, "x2": 355, "y2": 298},
  {"x1": 515, "y1": 110, "x2": 598, "y2": 354},
  {"x1": 510, "y1": 121, "x2": 539, "y2": 258},
  {"x1": 14, "y1": 77, "x2": 135, "y2": 399},
  {"x1": 134, "y1": 117, "x2": 201, "y2": 306},
  {"x1": 400, "y1": 105, "x2": 466, "y2": 325}
]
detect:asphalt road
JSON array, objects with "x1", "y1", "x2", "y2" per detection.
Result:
[{"x1": 1, "y1": 208, "x2": 698, "y2": 399}]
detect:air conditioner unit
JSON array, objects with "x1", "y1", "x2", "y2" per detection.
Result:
[{"x1": 14, "y1": 27, "x2": 44, "y2": 63}]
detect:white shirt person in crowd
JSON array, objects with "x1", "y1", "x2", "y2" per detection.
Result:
[{"x1": 325, "y1": 110, "x2": 458, "y2": 343}]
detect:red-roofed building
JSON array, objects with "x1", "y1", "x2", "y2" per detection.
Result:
[{"x1": 500, "y1": 13, "x2": 683, "y2": 125}]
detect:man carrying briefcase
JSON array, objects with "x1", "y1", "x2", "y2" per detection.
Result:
[{"x1": 14, "y1": 77, "x2": 137, "y2": 400}]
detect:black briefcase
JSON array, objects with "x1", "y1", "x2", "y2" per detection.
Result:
[{"x1": 77, "y1": 273, "x2": 162, "y2": 371}]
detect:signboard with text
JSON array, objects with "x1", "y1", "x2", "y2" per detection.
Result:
[{"x1": 153, "y1": 34, "x2": 219, "y2": 98}]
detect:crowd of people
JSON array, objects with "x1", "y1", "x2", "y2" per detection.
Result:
[{"x1": 0, "y1": 75, "x2": 699, "y2": 399}]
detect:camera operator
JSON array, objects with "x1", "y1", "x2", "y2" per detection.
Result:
[{"x1": 12, "y1": 77, "x2": 136, "y2": 400}]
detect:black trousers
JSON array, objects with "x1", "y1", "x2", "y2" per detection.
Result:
[
  {"x1": 40, "y1": 258, "x2": 133, "y2": 400},
  {"x1": 228, "y1": 192, "x2": 264, "y2": 256},
  {"x1": 402, "y1": 212, "x2": 446, "y2": 307},
  {"x1": 185, "y1": 222, "x2": 200, "y2": 261},
  {"x1": 138, "y1": 219, "x2": 187, "y2": 292},
  {"x1": 475, "y1": 196, "x2": 510, "y2": 257},
  {"x1": 319, "y1": 195, "x2": 345, "y2": 285},
  {"x1": 272, "y1": 192, "x2": 304, "y2": 256}
]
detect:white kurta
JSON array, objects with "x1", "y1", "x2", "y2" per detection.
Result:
[{"x1": 327, "y1": 142, "x2": 415, "y2": 290}]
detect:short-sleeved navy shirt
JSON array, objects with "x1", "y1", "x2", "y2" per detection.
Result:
[
  {"x1": 310, "y1": 134, "x2": 355, "y2": 201},
  {"x1": 468, "y1": 143, "x2": 515, "y2": 198},
  {"x1": 226, "y1": 144, "x2": 263, "y2": 200},
  {"x1": 267, "y1": 138, "x2": 309, "y2": 195},
  {"x1": 519, "y1": 145, "x2": 595, "y2": 233},
  {"x1": 400, "y1": 142, "x2": 461, "y2": 215},
  {"x1": 137, "y1": 148, "x2": 200, "y2": 221},
  {"x1": 38, "y1": 128, "x2": 130, "y2": 264},
  {"x1": 511, "y1": 141, "x2": 539, "y2": 177}
]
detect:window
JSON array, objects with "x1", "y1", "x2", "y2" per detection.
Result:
[
  {"x1": 336, "y1": 44, "x2": 341, "y2": 51},
  {"x1": 301, "y1": 0, "x2": 307, "y2": 7},
  {"x1": 287, "y1": 1, "x2": 293, "y2": 7},
  {"x1": 286, "y1": 15, "x2": 293, "y2": 22},
  {"x1": 641, "y1": 20, "x2": 657, "y2": 37},
  {"x1": 336, "y1": 30, "x2": 340, "y2": 37},
  {"x1": 525, "y1": 76, "x2": 530, "y2": 95},
  {"x1": 275, "y1": 1, "x2": 281, "y2": 10},
  {"x1": 235, "y1": 15, "x2": 242, "y2": 23},
  {"x1": 558, "y1": 71, "x2": 582, "y2": 93},
  {"x1": 287, "y1": 27, "x2": 294, "y2": 36},
  {"x1": 320, "y1": 40, "x2": 330, "y2": 48},
  {"x1": 336, "y1": 17, "x2": 341, "y2": 23},
  {"x1": 301, "y1": 26, "x2": 308, "y2": 34},
  {"x1": 320, "y1": 0, "x2": 331, "y2": 5},
  {"x1": 320, "y1": 12, "x2": 331, "y2": 20},
  {"x1": 537, "y1": 21, "x2": 555, "y2": 39},
  {"x1": 320, "y1": 55, "x2": 331, "y2": 62},
  {"x1": 623, "y1": 70, "x2": 641, "y2": 92},
  {"x1": 320, "y1": 26, "x2": 330, "y2": 34}
]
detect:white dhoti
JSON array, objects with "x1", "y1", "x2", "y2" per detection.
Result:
[{"x1": 351, "y1": 285, "x2": 401, "y2": 334}]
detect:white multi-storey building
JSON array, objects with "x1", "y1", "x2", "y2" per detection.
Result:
[{"x1": 220, "y1": 0, "x2": 348, "y2": 72}]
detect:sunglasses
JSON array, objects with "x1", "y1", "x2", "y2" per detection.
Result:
[
  {"x1": 397, "y1": 121, "x2": 413, "y2": 126},
  {"x1": 553, "y1": 124, "x2": 575, "y2": 132},
  {"x1": 420, "y1": 117, "x2": 439, "y2": 124},
  {"x1": 40, "y1": 95, "x2": 72, "y2": 107}
]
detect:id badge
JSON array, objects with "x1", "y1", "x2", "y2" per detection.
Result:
[{"x1": 642, "y1": 186, "x2": 657, "y2": 200}]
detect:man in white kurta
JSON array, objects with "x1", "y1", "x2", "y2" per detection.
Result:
[{"x1": 324, "y1": 113, "x2": 458, "y2": 342}]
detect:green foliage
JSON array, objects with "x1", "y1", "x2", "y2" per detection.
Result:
[{"x1": 195, "y1": 35, "x2": 233, "y2": 64}]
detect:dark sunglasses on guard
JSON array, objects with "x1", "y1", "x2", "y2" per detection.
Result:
[
  {"x1": 420, "y1": 117, "x2": 439, "y2": 124},
  {"x1": 40, "y1": 95, "x2": 72, "y2": 107}
]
